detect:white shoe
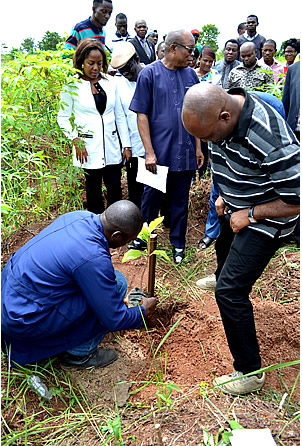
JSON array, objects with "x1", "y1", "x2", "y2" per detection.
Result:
[
  {"x1": 214, "y1": 370, "x2": 265, "y2": 395},
  {"x1": 196, "y1": 273, "x2": 216, "y2": 290}
]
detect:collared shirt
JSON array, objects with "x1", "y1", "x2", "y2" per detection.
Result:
[
  {"x1": 139, "y1": 37, "x2": 151, "y2": 57},
  {"x1": 115, "y1": 74, "x2": 145, "y2": 157},
  {"x1": 1, "y1": 211, "x2": 145, "y2": 366},
  {"x1": 130, "y1": 60, "x2": 199, "y2": 171},
  {"x1": 209, "y1": 88, "x2": 300, "y2": 239},
  {"x1": 64, "y1": 17, "x2": 106, "y2": 50},
  {"x1": 109, "y1": 32, "x2": 132, "y2": 52},
  {"x1": 237, "y1": 33, "x2": 266, "y2": 59},
  {"x1": 258, "y1": 57, "x2": 285, "y2": 83},
  {"x1": 215, "y1": 59, "x2": 240, "y2": 88},
  {"x1": 225, "y1": 61, "x2": 274, "y2": 90}
]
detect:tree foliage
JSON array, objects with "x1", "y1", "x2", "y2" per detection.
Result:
[
  {"x1": 38, "y1": 31, "x2": 64, "y2": 51},
  {"x1": 20, "y1": 37, "x2": 36, "y2": 54},
  {"x1": 1, "y1": 48, "x2": 83, "y2": 236},
  {"x1": 198, "y1": 24, "x2": 220, "y2": 52}
]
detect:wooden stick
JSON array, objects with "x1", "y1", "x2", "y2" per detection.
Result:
[{"x1": 147, "y1": 233, "x2": 157, "y2": 296}]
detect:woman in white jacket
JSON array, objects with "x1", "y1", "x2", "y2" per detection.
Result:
[{"x1": 58, "y1": 39, "x2": 131, "y2": 214}]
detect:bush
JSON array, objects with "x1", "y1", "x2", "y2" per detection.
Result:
[{"x1": 1, "y1": 49, "x2": 84, "y2": 237}]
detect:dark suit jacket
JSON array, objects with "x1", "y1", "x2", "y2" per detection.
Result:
[
  {"x1": 282, "y1": 61, "x2": 300, "y2": 132},
  {"x1": 129, "y1": 36, "x2": 156, "y2": 65}
]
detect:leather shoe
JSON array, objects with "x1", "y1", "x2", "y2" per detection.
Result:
[
  {"x1": 127, "y1": 238, "x2": 147, "y2": 250},
  {"x1": 60, "y1": 348, "x2": 118, "y2": 369},
  {"x1": 173, "y1": 247, "x2": 185, "y2": 264}
]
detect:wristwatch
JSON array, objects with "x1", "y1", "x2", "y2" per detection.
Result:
[{"x1": 248, "y1": 206, "x2": 257, "y2": 223}]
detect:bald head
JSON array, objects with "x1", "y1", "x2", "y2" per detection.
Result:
[
  {"x1": 182, "y1": 83, "x2": 244, "y2": 142},
  {"x1": 240, "y1": 42, "x2": 257, "y2": 68},
  {"x1": 100, "y1": 200, "x2": 143, "y2": 248}
]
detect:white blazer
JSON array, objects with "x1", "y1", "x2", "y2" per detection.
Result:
[
  {"x1": 57, "y1": 75, "x2": 131, "y2": 169},
  {"x1": 115, "y1": 75, "x2": 145, "y2": 158}
]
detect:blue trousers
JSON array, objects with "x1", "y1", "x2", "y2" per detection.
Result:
[
  {"x1": 67, "y1": 271, "x2": 127, "y2": 356},
  {"x1": 141, "y1": 170, "x2": 194, "y2": 249},
  {"x1": 214, "y1": 216, "x2": 282, "y2": 373},
  {"x1": 204, "y1": 175, "x2": 220, "y2": 239}
]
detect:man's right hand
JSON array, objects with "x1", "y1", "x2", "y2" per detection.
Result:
[
  {"x1": 145, "y1": 153, "x2": 157, "y2": 174},
  {"x1": 215, "y1": 196, "x2": 227, "y2": 216},
  {"x1": 142, "y1": 297, "x2": 157, "y2": 316}
]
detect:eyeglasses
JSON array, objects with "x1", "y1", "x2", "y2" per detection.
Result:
[{"x1": 172, "y1": 42, "x2": 195, "y2": 54}]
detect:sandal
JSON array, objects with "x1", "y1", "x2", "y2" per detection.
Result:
[{"x1": 197, "y1": 236, "x2": 215, "y2": 250}]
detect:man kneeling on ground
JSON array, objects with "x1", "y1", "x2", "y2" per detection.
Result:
[{"x1": 1, "y1": 200, "x2": 157, "y2": 369}]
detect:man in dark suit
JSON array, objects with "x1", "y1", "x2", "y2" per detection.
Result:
[
  {"x1": 130, "y1": 19, "x2": 156, "y2": 65},
  {"x1": 282, "y1": 61, "x2": 300, "y2": 141}
]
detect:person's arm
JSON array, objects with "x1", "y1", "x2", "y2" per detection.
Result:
[
  {"x1": 73, "y1": 255, "x2": 149, "y2": 331},
  {"x1": 195, "y1": 138, "x2": 204, "y2": 169},
  {"x1": 137, "y1": 112, "x2": 158, "y2": 173},
  {"x1": 230, "y1": 199, "x2": 300, "y2": 233}
]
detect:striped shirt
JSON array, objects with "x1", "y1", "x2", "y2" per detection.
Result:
[
  {"x1": 209, "y1": 87, "x2": 300, "y2": 239},
  {"x1": 64, "y1": 18, "x2": 106, "y2": 50}
]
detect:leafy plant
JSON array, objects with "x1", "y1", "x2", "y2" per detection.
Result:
[
  {"x1": 122, "y1": 216, "x2": 170, "y2": 288},
  {"x1": 1, "y1": 48, "x2": 84, "y2": 237}
]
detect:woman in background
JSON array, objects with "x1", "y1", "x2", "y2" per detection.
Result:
[
  {"x1": 58, "y1": 39, "x2": 131, "y2": 214},
  {"x1": 195, "y1": 45, "x2": 221, "y2": 85}
]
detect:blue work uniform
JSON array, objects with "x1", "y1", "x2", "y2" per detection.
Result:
[{"x1": 1, "y1": 212, "x2": 144, "y2": 366}]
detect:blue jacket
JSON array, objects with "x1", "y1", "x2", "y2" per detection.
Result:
[{"x1": 1, "y1": 211, "x2": 144, "y2": 366}]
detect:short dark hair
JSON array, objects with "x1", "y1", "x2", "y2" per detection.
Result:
[
  {"x1": 264, "y1": 39, "x2": 277, "y2": 50},
  {"x1": 193, "y1": 47, "x2": 200, "y2": 59},
  {"x1": 73, "y1": 39, "x2": 108, "y2": 76},
  {"x1": 93, "y1": 0, "x2": 112, "y2": 5},
  {"x1": 247, "y1": 14, "x2": 259, "y2": 24},
  {"x1": 224, "y1": 39, "x2": 239, "y2": 50},
  {"x1": 116, "y1": 13, "x2": 127, "y2": 21},
  {"x1": 237, "y1": 22, "x2": 246, "y2": 32}
]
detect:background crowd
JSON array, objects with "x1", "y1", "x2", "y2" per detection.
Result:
[{"x1": 60, "y1": 2, "x2": 300, "y2": 261}]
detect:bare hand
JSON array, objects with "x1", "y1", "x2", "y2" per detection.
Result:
[
  {"x1": 73, "y1": 138, "x2": 88, "y2": 164},
  {"x1": 215, "y1": 196, "x2": 226, "y2": 216},
  {"x1": 196, "y1": 150, "x2": 204, "y2": 169},
  {"x1": 145, "y1": 153, "x2": 157, "y2": 174},
  {"x1": 142, "y1": 296, "x2": 157, "y2": 316},
  {"x1": 230, "y1": 209, "x2": 250, "y2": 233},
  {"x1": 122, "y1": 147, "x2": 132, "y2": 163}
]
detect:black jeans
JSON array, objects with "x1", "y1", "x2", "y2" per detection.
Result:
[
  {"x1": 125, "y1": 157, "x2": 145, "y2": 209},
  {"x1": 214, "y1": 216, "x2": 283, "y2": 374},
  {"x1": 84, "y1": 164, "x2": 122, "y2": 214}
]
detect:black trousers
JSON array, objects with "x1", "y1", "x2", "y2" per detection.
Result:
[
  {"x1": 125, "y1": 157, "x2": 145, "y2": 209},
  {"x1": 214, "y1": 216, "x2": 283, "y2": 374},
  {"x1": 83, "y1": 164, "x2": 122, "y2": 214},
  {"x1": 141, "y1": 170, "x2": 194, "y2": 249}
]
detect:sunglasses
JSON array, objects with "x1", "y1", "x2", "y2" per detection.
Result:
[{"x1": 172, "y1": 42, "x2": 195, "y2": 54}]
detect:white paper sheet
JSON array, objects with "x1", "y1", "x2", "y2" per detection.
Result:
[
  {"x1": 136, "y1": 157, "x2": 169, "y2": 193},
  {"x1": 230, "y1": 428, "x2": 277, "y2": 446}
]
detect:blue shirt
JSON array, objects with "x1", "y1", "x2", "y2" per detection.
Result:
[
  {"x1": 129, "y1": 60, "x2": 199, "y2": 171},
  {"x1": 1, "y1": 211, "x2": 144, "y2": 366}
]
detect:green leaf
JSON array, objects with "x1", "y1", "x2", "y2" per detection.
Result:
[
  {"x1": 148, "y1": 216, "x2": 164, "y2": 233},
  {"x1": 150, "y1": 249, "x2": 170, "y2": 262},
  {"x1": 229, "y1": 420, "x2": 244, "y2": 430},
  {"x1": 122, "y1": 249, "x2": 144, "y2": 263}
]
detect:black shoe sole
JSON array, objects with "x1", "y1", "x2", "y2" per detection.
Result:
[{"x1": 61, "y1": 353, "x2": 118, "y2": 370}]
